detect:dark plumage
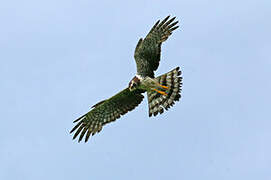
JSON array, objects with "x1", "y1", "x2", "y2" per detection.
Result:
[
  {"x1": 70, "y1": 89, "x2": 144, "y2": 142},
  {"x1": 70, "y1": 16, "x2": 182, "y2": 142},
  {"x1": 134, "y1": 16, "x2": 179, "y2": 77}
]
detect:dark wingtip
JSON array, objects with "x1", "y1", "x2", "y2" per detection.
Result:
[
  {"x1": 159, "y1": 108, "x2": 164, "y2": 115},
  {"x1": 163, "y1": 15, "x2": 170, "y2": 22},
  {"x1": 73, "y1": 114, "x2": 85, "y2": 123},
  {"x1": 73, "y1": 118, "x2": 80, "y2": 123},
  {"x1": 154, "y1": 20, "x2": 160, "y2": 26},
  {"x1": 84, "y1": 130, "x2": 91, "y2": 142},
  {"x1": 170, "y1": 16, "x2": 176, "y2": 21},
  {"x1": 70, "y1": 121, "x2": 83, "y2": 134},
  {"x1": 72, "y1": 135, "x2": 77, "y2": 140},
  {"x1": 170, "y1": 26, "x2": 179, "y2": 32}
]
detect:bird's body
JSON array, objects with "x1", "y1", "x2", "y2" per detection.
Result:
[
  {"x1": 70, "y1": 16, "x2": 182, "y2": 142},
  {"x1": 139, "y1": 76, "x2": 159, "y2": 91},
  {"x1": 130, "y1": 75, "x2": 160, "y2": 91}
]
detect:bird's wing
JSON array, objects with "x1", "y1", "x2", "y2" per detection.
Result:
[
  {"x1": 134, "y1": 16, "x2": 179, "y2": 77},
  {"x1": 70, "y1": 88, "x2": 144, "y2": 142}
]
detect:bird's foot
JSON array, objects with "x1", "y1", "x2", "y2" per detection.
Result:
[
  {"x1": 160, "y1": 84, "x2": 169, "y2": 89},
  {"x1": 152, "y1": 88, "x2": 167, "y2": 96},
  {"x1": 156, "y1": 82, "x2": 169, "y2": 89}
]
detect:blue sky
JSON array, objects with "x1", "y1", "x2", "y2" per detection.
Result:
[{"x1": 1, "y1": 0, "x2": 271, "y2": 179}]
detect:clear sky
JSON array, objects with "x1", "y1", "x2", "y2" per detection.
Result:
[{"x1": 1, "y1": 0, "x2": 270, "y2": 179}]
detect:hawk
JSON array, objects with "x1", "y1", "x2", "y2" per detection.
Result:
[{"x1": 70, "y1": 16, "x2": 182, "y2": 142}]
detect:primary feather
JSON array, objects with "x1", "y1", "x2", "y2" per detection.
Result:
[
  {"x1": 134, "y1": 16, "x2": 179, "y2": 77},
  {"x1": 70, "y1": 89, "x2": 144, "y2": 142}
]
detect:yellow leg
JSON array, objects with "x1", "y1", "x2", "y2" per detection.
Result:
[
  {"x1": 160, "y1": 84, "x2": 169, "y2": 89},
  {"x1": 152, "y1": 88, "x2": 167, "y2": 96},
  {"x1": 156, "y1": 82, "x2": 169, "y2": 89}
]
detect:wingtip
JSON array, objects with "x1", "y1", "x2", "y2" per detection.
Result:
[
  {"x1": 72, "y1": 135, "x2": 77, "y2": 140},
  {"x1": 163, "y1": 15, "x2": 170, "y2": 21},
  {"x1": 166, "y1": 15, "x2": 178, "y2": 22},
  {"x1": 169, "y1": 16, "x2": 176, "y2": 21},
  {"x1": 73, "y1": 115, "x2": 84, "y2": 123}
]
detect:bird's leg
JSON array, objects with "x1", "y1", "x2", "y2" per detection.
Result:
[
  {"x1": 152, "y1": 88, "x2": 168, "y2": 96},
  {"x1": 156, "y1": 82, "x2": 169, "y2": 89}
]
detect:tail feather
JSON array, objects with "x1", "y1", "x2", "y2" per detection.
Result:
[{"x1": 147, "y1": 67, "x2": 182, "y2": 117}]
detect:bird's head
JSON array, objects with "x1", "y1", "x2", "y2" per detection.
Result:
[{"x1": 128, "y1": 76, "x2": 140, "y2": 91}]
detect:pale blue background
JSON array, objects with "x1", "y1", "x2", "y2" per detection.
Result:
[{"x1": 1, "y1": 0, "x2": 270, "y2": 179}]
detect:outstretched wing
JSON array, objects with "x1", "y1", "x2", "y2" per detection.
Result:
[
  {"x1": 70, "y1": 88, "x2": 144, "y2": 142},
  {"x1": 134, "y1": 16, "x2": 179, "y2": 77}
]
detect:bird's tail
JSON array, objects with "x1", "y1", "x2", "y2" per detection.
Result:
[{"x1": 147, "y1": 67, "x2": 182, "y2": 117}]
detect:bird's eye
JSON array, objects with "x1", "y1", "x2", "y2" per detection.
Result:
[{"x1": 129, "y1": 81, "x2": 137, "y2": 90}]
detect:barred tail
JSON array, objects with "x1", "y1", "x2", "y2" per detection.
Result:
[{"x1": 147, "y1": 67, "x2": 182, "y2": 117}]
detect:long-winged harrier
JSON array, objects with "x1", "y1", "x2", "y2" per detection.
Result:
[{"x1": 70, "y1": 16, "x2": 182, "y2": 142}]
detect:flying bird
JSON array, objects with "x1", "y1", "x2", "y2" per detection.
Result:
[{"x1": 70, "y1": 16, "x2": 182, "y2": 142}]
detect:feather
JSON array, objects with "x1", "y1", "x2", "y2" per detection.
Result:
[
  {"x1": 147, "y1": 67, "x2": 182, "y2": 117},
  {"x1": 70, "y1": 88, "x2": 144, "y2": 142},
  {"x1": 134, "y1": 16, "x2": 179, "y2": 77}
]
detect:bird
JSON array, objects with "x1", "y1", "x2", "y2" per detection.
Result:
[{"x1": 70, "y1": 15, "x2": 182, "y2": 142}]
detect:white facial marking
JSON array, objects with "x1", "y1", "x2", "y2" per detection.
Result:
[{"x1": 135, "y1": 74, "x2": 143, "y2": 80}]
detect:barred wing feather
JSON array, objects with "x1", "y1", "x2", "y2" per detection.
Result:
[
  {"x1": 134, "y1": 16, "x2": 179, "y2": 77},
  {"x1": 70, "y1": 88, "x2": 144, "y2": 142}
]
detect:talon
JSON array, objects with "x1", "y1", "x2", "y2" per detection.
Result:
[{"x1": 152, "y1": 88, "x2": 167, "y2": 96}]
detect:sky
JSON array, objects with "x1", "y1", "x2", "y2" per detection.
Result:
[{"x1": 1, "y1": 0, "x2": 271, "y2": 179}]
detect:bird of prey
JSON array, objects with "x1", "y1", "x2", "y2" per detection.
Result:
[{"x1": 70, "y1": 16, "x2": 182, "y2": 142}]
